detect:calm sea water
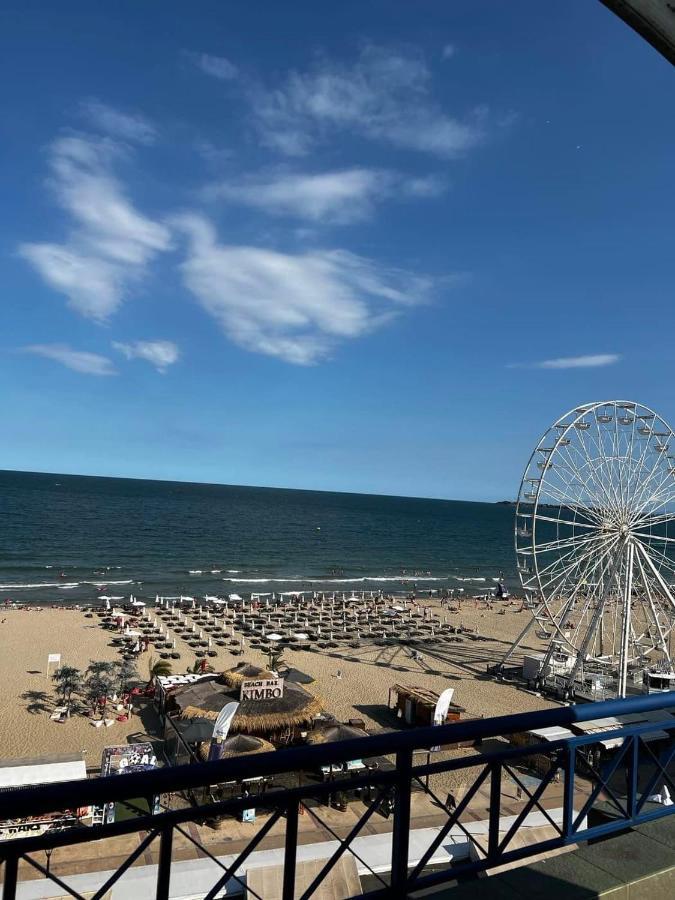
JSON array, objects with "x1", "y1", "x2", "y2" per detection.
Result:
[{"x1": 0, "y1": 470, "x2": 517, "y2": 603}]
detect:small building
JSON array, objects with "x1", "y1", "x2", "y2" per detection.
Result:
[
  {"x1": 0, "y1": 753, "x2": 90, "y2": 840},
  {"x1": 509, "y1": 725, "x2": 575, "y2": 776},
  {"x1": 387, "y1": 684, "x2": 465, "y2": 727}
]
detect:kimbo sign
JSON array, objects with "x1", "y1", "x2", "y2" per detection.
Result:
[{"x1": 240, "y1": 677, "x2": 284, "y2": 701}]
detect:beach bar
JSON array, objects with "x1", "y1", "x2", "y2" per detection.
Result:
[{"x1": 387, "y1": 684, "x2": 465, "y2": 727}]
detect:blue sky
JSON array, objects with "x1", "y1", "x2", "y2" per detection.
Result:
[{"x1": 1, "y1": 1, "x2": 673, "y2": 501}]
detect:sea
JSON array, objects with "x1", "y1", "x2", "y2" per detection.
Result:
[{"x1": 0, "y1": 470, "x2": 518, "y2": 604}]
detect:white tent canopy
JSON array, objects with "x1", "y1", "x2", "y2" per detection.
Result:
[{"x1": 0, "y1": 754, "x2": 86, "y2": 789}]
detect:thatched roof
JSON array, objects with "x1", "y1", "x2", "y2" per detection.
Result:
[
  {"x1": 215, "y1": 733, "x2": 276, "y2": 759},
  {"x1": 221, "y1": 662, "x2": 274, "y2": 688},
  {"x1": 177, "y1": 678, "x2": 324, "y2": 736},
  {"x1": 307, "y1": 723, "x2": 368, "y2": 745}
]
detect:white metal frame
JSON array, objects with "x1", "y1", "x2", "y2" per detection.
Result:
[{"x1": 503, "y1": 400, "x2": 675, "y2": 697}]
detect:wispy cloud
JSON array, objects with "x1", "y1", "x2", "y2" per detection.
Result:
[
  {"x1": 189, "y1": 52, "x2": 238, "y2": 80},
  {"x1": 206, "y1": 168, "x2": 446, "y2": 223},
  {"x1": 442, "y1": 44, "x2": 456, "y2": 60},
  {"x1": 112, "y1": 340, "x2": 180, "y2": 372},
  {"x1": 175, "y1": 214, "x2": 431, "y2": 365},
  {"x1": 250, "y1": 44, "x2": 487, "y2": 157},
  {"x1": 80, "y1": 99, "x2": 157, "y2": 144},
  {"x1": 509, "y1": 354, "x2": 621, "y2": 370},
  {"x1": 23, "y1": 343, "x2": 117, "y2": 375},
  {"x1": 18, "y1": 135, "x2": 171, "y2": 320}
]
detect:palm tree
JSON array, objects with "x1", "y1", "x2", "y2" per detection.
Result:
[
  {"x1": 84, "y1": 661, "x2": 116, "y2": 714},
  {"x1": 146, "y1": 655, "x2": 172, "y2": 687},
  {"x1": 52, "y1": 666, "x2": 82, "y2": 716},
  {"x1": 86, "y1": 660, "x2": 116, "y2": 688},
  {"x1": 191, "y1": 659, "x2": 214, "y2": 674},
  {"x1": 83, "y1": 675, "x2": 110, "y2": 716},
  {"x1": 267, "y1": 648, "x2": 286, "y2": 673},
  {"x1": 116, "y1": 657, "x2": 139, "y2": 695}
]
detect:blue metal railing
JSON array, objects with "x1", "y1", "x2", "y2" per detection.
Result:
[{"x1": 0, "y1": 691, "x2": 674, "y2": 898}]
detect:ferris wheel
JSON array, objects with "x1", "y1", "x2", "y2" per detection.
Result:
[{"x1": 502, "y1": 400, "x2": 675, "y2": 698}]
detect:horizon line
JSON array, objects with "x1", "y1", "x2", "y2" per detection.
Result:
[{"x1": 0, "y1": 466, "x2": 512, "y2": 507}]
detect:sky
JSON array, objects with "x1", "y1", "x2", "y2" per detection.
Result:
[{"x1": 1, "y1": 1, "x2": 673, "y2": 502}]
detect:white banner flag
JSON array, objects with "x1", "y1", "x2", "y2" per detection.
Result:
[
  {"x1": 47, "y1": 653, "x2": 61, "y2": 665},
  {"x1": 212, "y1": 701, "x2": 239, "y2": 740},
  {"x1": 431, "y1": 687, "x2": 455, "y2": 752}
]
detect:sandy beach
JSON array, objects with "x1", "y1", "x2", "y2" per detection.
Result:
[{"x1": 0, "y1": 598, "x2": 555, "y2": 766}]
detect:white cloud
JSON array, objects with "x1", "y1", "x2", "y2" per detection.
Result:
[
  {"x1": 442, "y1": 44, "x2": 456, "y2": 60},
  {"x1": 509, "y1": 354, "x2": 621, "y2": 370},
  {"x1": 113, "y1": 340, "x2": 180, "y2": 372},
  {"x1": 207, "y1": 168, "x2": 447, "y2": 222},
  {"x1": 175, "y1": 215, "x2": 431, "y2": 364},
  {"x1": 251, "y1": 44, "x2": 486, "y2": 157},
  {"x1": 191, "y1": 52, "x2": 238, "y2": 80},
  {"x1": 23, "y1": 343, "x2": 117, "y2": 376},
  {"x1": 19, "y1": 135, "x2": 171, "y2": 320},
  {"x1": 208, "y1": 168, "x2": 390, "y2": 223},
  {"x1": 80, "y1": 100, "x2": 157, "y2": 144}
]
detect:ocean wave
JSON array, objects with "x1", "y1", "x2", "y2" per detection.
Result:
[
  {"x1": 0, "y1": 581, "x2": 80, "y2": 590},
  {"x1": 454, "y1": 576, "x2": 487, "y2": 583},
  {"x1": 223, "y1": 575, "x2": 447, "y2": 584}
]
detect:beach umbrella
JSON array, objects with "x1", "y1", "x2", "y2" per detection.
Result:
[{"x1": 268, "y1": 633, "x2": 283, "y2": 642}]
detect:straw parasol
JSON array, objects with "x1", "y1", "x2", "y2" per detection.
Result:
[
  {"x1": 221, "y1": 662, "x2": 274, "y2": 688},
  {"x1": 210, "y1": 733, "x2": 275, "y2": 759},
  {"x1": 174, "y1": 669, "x2": 324, "y2": 737},
  {"x1": 306, "y1": 723, "x2": 368, "y2": 745}
]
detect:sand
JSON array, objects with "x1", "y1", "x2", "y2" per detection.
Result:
[
  {"x1": 0, "y1": 599, "x2": 555, "y2": 771},
  {"x1": 0, "y1": 608, "x2": 159, "y2": 765}
]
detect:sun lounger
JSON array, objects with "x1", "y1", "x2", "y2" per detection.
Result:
[{"x1": 90, "y1": 719, "x2": 104, "y2": 728}]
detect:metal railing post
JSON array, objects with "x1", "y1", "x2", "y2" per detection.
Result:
[
  {"x1": 2, "y1": 855, "x2": 18, "y2": 900},
  {"x1": 390, "y1": 748, "x2": 413, "y2": 892},
  {"x1": 488, "y1": 761, "x2": 502, "y2": 863},
  {"x1": 282, "y1": 801, "x2": 299, "y2": 900},
  {"x1": 156, "y1": 826, "x2": 173, "y2": 900},
  {"x1": 627, "y1": 734, "x2": 639, "y2": 819},
  {"x1": 563, "y1": 745, "x2": 576, "y2": 840}
]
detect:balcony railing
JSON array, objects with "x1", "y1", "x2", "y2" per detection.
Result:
[{"x1": 1, "y1": 691, "x2": 674, "y2": 899}]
